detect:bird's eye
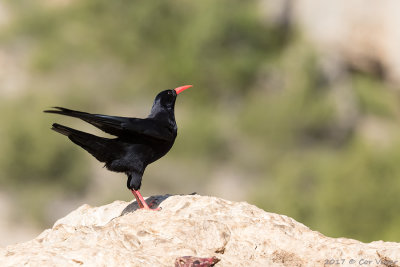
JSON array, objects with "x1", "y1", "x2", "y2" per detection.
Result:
[{"x1": 168, "y1": 91, "x2": 173, "y2": 95}]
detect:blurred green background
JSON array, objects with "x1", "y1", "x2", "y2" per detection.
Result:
[{"x1": 1, "y1": 0, "x2": 400, "y2": 245}]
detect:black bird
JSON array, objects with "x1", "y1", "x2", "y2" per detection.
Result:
[{"x1": 44, "y1": 85, "x2": 192, "y2": 210}]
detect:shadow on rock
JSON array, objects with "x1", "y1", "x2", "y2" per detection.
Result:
[
  {"x1": 121, "y1": 194, "x2": 171, "y2": 215},
  {"x1": 121, "y1": 193, "x2": 198, "y2": 215}
]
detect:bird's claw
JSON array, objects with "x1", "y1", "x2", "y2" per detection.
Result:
[{"x1": 142, "y1": 206, "x2": 161, "y2": 211}]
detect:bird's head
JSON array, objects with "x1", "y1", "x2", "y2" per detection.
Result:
[{"x1": 149, "y1": 85, "x2": 192, "y2": 118}]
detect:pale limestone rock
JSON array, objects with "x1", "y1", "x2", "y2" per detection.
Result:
[{"x1": 1, "y1": 195, "x2": 400, "y2": 266}]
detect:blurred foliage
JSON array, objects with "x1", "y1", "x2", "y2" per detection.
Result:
[{"x1": 1, "y1": 0, "x2": 400, "y2": 242}]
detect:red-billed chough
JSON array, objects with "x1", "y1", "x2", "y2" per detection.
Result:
[{"x1": 44, "y1": 85, "x2": 192, "y2": 210}]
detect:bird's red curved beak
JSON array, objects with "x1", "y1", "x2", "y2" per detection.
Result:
[{"x1": 174, "y1": 85, "x2": 193, "y2": 95}]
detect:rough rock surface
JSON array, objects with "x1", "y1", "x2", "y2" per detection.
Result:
[{"x1": 1, "y1": 195, "x2": 400, "y2": 266}]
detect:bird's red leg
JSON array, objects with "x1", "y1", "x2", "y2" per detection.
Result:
[
  {"x1": 130, "y1": 189, "x2": 160, "y2": 211},
  {"x1": 130, "y1": 189, "x2": 144, "y2": 209}
]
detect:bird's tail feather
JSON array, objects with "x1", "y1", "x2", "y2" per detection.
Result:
[
  {"x1": 44, "y1": 107, "x2": 90, "y2": 120},
  {"x1": 51, "y1": 123, "x2": 115, "y2": 163},
  {"x1": 51, "y1": 123, "x2": 75, "y2": 136},
  {"x1": 44, "y1": 107, "x2": 123, "y2": 136}
]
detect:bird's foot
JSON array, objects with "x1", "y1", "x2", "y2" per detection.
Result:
[
  {"x1": 140, "y1": 205, "x2": 161, "y2": 211},
  {"x1": 130, "y1": 189, "x2": 161, "y2": 211},
  {"x1": 146, "y1": 198, "x2": 161, "y2": 210},
  {"x1": 139, "y1": 197, "x2": 161, "y2": 211}
]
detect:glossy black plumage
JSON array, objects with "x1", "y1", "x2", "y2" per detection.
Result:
[{"x1": 44, "y1": 89, "x2": 184, "y2": 195}]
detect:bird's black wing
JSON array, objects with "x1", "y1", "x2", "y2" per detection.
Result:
[{"x1": 44, "y1": 107, "x2": 175, "y2": 142}]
